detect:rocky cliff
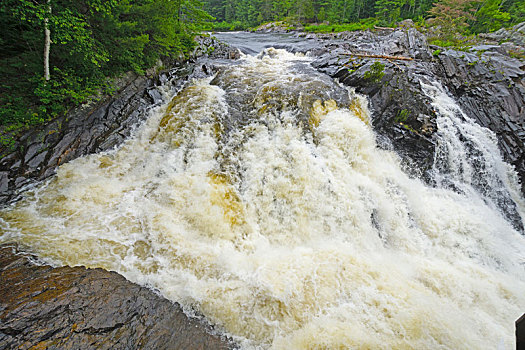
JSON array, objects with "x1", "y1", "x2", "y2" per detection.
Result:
[{"x1": 310, "y1": 23, "x2": 525, "y2": 231}]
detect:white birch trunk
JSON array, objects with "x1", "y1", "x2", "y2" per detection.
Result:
[{"x1": 44, "y1": 0, "x2": 51, "y2": 81}]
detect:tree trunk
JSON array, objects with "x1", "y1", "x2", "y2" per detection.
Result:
[{"x1": 44, "y1": 0, "x2": 51, "y2": 81}]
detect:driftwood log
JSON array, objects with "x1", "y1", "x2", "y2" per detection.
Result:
[{"x1": 342, "y1": 53, "x2": 414, "y2": 61}]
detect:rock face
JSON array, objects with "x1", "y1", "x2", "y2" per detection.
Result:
[
  {"x1": 310, "y1": 25, "x2": 525, "y2": 231},
  {"x1": 437, "y1": 48, "x2": 525, "y2": 194},
  {"x1": 0, "y1": 244, "x2": 234, "y2": 350},
  {"x1": 312, "y1": 29, "x2": 442, "y2": 180}
]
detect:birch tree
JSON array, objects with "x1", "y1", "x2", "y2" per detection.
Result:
[{"x1": 43, "y1": 0, "x2": 50, "y2": 81}]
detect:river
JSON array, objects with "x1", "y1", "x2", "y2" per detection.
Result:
[{"x1": 1, "y1": 33, "x2": 524, "y2": 349}]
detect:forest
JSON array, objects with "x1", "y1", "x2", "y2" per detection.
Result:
[
  {"x1": 204, "y1": 0, "x2": 524, "y2": 32},
  {"x1": 1, "y1": 0, "x2": 524, "y2": 139},
  {"x1": 0, "y1": 0, "x2": 209, "y2": 134}
]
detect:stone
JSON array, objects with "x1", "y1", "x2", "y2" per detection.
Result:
[
  {"x1": 0, "y1": 172, "x2": 8, "y2": 193},
  {"x1": 26, "y1": 151, "x2": 48, "y2": 170},
  {"x1": 24, "y1": 143, "x2": 42, "y2": 163},
  {"x1": 0, "y1": 244, "x2": 235, "y2": 350},
  {"x1": 147, "y1": 88, "x2": 163, "y2": 103},
  {"x1": 517, "y1": 313, "x2": 525, "y2": 350}
]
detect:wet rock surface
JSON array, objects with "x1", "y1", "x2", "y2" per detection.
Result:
[
  {"x1": 0, "y1": 244, "x2": 234, "y2": 350},
  {"x1": 436, "y1": 48, "x2": 525, "y2": 193},
  {"x1": 311, "y1": 27, "x2": 525, "y2": 187},
  {"x1": 311, "y1": 29, "x2": 439, "y2": 181},
  {"x1": 517, "y1": 313, "x2": 525, "y2": 350}
]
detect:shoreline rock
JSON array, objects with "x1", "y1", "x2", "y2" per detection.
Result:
[
  {"x1": 0, "y1": 62, "x2": 191, "y2": 205},
  {"x1": 0, "y1": 36, "x2": 240, "y2": 206},
  {"x1": 0, "y1": 244, "x2": 235, "y2": 350}
]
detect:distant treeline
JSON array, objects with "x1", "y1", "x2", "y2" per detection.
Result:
[{"x1": 203, "y1": 0, "x2": 524, "y2": 32}]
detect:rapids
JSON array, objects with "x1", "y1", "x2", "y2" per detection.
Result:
[{"x1": 1, "y1": 48, "x2": 524, "y2": 349}]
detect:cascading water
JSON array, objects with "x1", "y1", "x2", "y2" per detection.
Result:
[
  {"x1": 1, "y1": 48, "x2": 524, "y2": 349},
  {"x1": 421, "y1": 79, "x2": 525, "y2": 231}
]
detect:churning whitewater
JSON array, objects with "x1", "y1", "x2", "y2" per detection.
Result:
[{"x1": 1, "y1": 49, "x2": 524, "y2": 349}]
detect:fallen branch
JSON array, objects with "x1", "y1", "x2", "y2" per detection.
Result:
[
  {"x1": 342, "y1": 53, "x2": 414, "y2": 61},
  {"x1": 373, "y1": 25, "x2": 395, "y2": 31}
]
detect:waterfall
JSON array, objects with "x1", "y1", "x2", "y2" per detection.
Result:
[
  {"x1": 421, "y1": 79, "x2": 525, "y2": 231},
  {"x1": 1, "y1": 48, "x2": 524, "y2": 349}
]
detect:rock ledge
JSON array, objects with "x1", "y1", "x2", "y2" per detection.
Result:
[{"x1": 0, "y1": 244, "x2": 234, "y2": 350}]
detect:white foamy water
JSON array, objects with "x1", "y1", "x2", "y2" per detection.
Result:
[
  {"x1": 421, "y1": 80, "x2": 525, "y2": 227},
  {"x1": 1, "y1": 49, "x2": 524, "y2": 349}
]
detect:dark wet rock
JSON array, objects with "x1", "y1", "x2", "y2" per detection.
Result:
[
  {"x1": 0, "y1": 244, "x2": 235, "y2": 350},
  {"x1": 254, "y1": 21, "x2": 300, "y2": 33},
  {"x1": 435, "y1": 49, "x2": 525, "y2": 196},
  {"x1": 195, "y1": 36, "x2": 242, "y2": 60},
  {"x1": 517, "y1": 313, "x2": 525, "y2": 350},
  {"x1": 0, "y1": 172, "x2": 7, "y2": 193},
  {"x1": 312, "y1": 29, "x2": 439, "y2": 180}
]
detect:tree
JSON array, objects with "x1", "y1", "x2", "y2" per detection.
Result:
[
  {"x1": 428, "y1": 0, "x2": 480, "y2": 37},
  {"x1": 0, "y1": 0, "x2": 210, "y2": 128},
  {"x1": 471, "y1": 0, "x2": 510, "y2": 32},
  {"x1": 317, "y1": 6, "x2": 326, "y2": 21},
  {"x1": 375, "y1": 0, "x2": 406, "y2": 24},
  {"x1": 44, "y1": 0, "x2": 51, "y2": 81}
]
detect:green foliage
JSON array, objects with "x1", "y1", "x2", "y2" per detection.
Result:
[
  {"x1": 363, "y1": 61, "x2": 385, "y2": 82},
  {"x1": 429, "y1": 39, "x2": 457, "y2": 47},
  {"x1": 317, "y1": 7, "x2": 326, "y2": 21},
  {"x1": 394, "y1": 109, "x2": 409, "y2": 122},
  {"x1": 0, "y1": 0, "x2": 210, "y2": 131},
  {"x1": 432, "y1": 49, "x2": 442, "y2": 56},
  {"x1": 374, "y1": 0, "x2": 405, "y2": 26},
  {"x1": 428, "y1": 0, "x2": 479, "y2": 37},
  {"x1": 470, "y1": 0, "x2": 510, "y2": 33},
  {"x1": 507, "y1": 0, "x2": 525, "y2": 23},
  {"x1": 201, "y1": 0, "x2": 524, "y2": 36}
]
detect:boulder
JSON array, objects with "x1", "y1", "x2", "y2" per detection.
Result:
[
  {"x1": 517, "y1": 313, "x2": 525, "y2": 350},
  {"x1": 0, "y1": 244, "x2": 234, "y2": 350}
]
